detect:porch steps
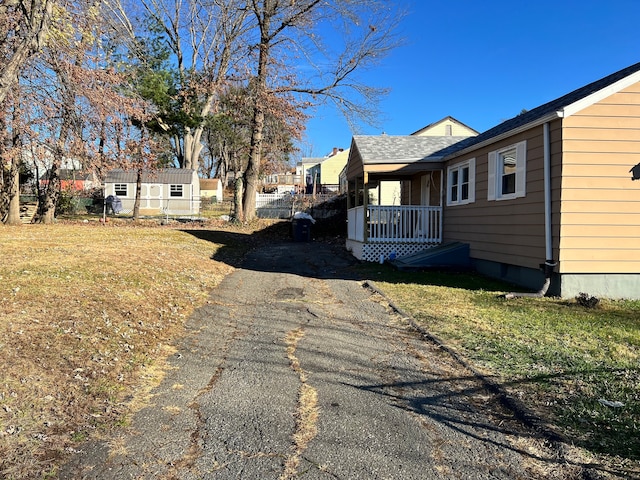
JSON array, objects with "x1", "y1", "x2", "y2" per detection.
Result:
[
  {"x1": 389, "y1": 242, "x2": 471, "y2": 271},
  {"x1": 20, "y1": 202, "x2": 38, "y2": 224}
]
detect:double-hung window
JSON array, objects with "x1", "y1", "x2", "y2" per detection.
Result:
[
  {"x1": 447, "y1": 158, "x2": 475, "y2": 206},
  {"x1": 488, "y1": 141, "x2": 527, "y2": 200},
  {"x1": 170, "y1": 184, "x2": 184, "y2": 197}
]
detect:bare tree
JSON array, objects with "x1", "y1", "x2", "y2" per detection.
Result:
[
  {"x1": 135, "y1": 0, "x2": 252, "y2": 171},
  {"x1": 20, "y1": 0, "x2": 150, "y2": 224},
  {"x1": 241, "y1": 0, "x2": 403, "y2": 221},
  {"x1": 0, "y1": 0, "x2": 53, "y2": 104}
]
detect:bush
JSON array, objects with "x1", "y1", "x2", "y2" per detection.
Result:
[{"x1": 55, "y1": 189, "x2": 76, "y2": 215}]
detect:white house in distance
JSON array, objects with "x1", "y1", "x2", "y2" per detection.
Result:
[{"x1": 104, "y1": 168, "x2": 200, "y2": 216}]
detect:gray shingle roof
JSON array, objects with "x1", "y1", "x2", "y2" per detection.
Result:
[
  {"x1": 353, "y1": 135, "x2": 472, "y2": 164},
  {"x1": 105, "y1": 168, "x2": 195, "y2": 184}
]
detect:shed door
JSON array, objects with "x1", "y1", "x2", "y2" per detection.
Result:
[{"x1": 147, "y1": 184, "x2": 162, "y2": 209}]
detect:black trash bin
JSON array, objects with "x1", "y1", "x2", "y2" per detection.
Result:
[{"x1": 291, "y1": 218, "x2": 312, "y2": 242}]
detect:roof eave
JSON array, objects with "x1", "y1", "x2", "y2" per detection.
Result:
[
  {"x1": 365, "y1": 156, "x2": 445, "y2": 165},
  {"x1": 444, "y1": 111, "x2": 562, "y2": 160}
]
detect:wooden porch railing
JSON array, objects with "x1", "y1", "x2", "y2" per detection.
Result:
[{"x1": 348, "y1": 205, "x2": 442, "y2": 243}]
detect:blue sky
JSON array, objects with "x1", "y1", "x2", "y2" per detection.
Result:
[{"x1": 299, "y1": 0, "x2": 640, "y2": 157}]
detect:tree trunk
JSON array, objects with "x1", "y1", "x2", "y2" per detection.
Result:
[
  {"x1": 242, "y1": 8, "x2": 271, "y2": 223},
  {"x1": 5, "y1": 158, "x2": 21, "y2": 225},
  {"x1": 242, "y1": 107, "x2": 263, "y2": 222},
  {"x1": 133, "y1": 168, "x2": 142, "y2": 220},
  {"x1": 38, "y1": 163, "x2": 60, "y2": 224},
  {"x1": 183, "y1": 126, "x2": 204, "y2": 172},
  {"x1": 233, "y1": 175, "x2": 243, "y2": 222}
]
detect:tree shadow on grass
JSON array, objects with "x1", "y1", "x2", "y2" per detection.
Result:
[{"x1": 352, "y1": 364, "x2": 640, "y2": 479}]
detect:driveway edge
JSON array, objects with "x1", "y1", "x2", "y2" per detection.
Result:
[{"x1": 362, "y1": 280, "x2": 605, "y2": 480}]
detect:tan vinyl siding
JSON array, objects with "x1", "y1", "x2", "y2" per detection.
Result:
[
  {"x1": 560, "y1": 81, "x2": 640, "y2": 274},
  {"x1": 443, "y1": 120, "x2": 563, "y2": 270}
]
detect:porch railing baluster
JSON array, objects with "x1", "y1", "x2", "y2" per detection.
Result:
[{"x1": 361, "y1": 205, "x2": 442, "y2": 243}]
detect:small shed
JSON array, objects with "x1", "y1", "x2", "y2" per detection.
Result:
[
  {"x1": 104, "y1": 168, "x2": 200, "y2": 216},
  {"x1": 199, "y1": 178, "x2": 223, "y2": 202}
]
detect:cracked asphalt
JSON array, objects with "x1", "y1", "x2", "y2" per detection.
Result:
[{"x1": 58, "y1": 240, "x2": 579, "y2": 479}]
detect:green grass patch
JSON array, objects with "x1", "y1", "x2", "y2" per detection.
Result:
[{"x1": 363, "y1": 264, "x2": 640, "y2": 462}]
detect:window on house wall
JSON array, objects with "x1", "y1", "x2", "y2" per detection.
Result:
[
  {"x1": 114, "y1": 184, "x2": 127, "y2": 196},
  {"x1": 170, "y1": 184, "x2": 183, "y2": 197},
  {"x1": 488, "y1": 141, "x2": 527, "y2": 200},
  {"x1": 446, "y1": 158, "x2": 475, "y2": 206}
]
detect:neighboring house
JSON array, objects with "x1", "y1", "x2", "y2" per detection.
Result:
[
  {"x1": 299, "y1": 147, "x2": 347, "y2": 193},
  {"x1": 39, "y1": 169, "x2": 99, "y2": 192},
  {"x1": 104, "y1": 168, "x2": 200, "y2": 216},
  {"x1": 411, "y1": 116, "x2": 479, "y2": 137},
  {"x1": 318, "y1": 148, "x2": 348, "y2": 191},
  {"x1": 345, "y1": 62, "x2": 640, "y2": 299},
  {"x1": 262, "y1": 169, "x2": 300, "y2": 191},
  {"x1": 298, "y1": 156, "x2": 323, "y2": 193},
  {"x1": 22, "y1": 144, "x2": 82, "y2": 174},
  {"x1": 200, "y1": 178, "x2": 223, "y2": 202}
]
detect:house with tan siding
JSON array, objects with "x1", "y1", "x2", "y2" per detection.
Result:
[{"x1": 345, "y1": 62, "x2": 640, "y2": 299}]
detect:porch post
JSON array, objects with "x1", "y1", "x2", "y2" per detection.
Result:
[{"x1": 363, "y1": 173, "x2": 369, "y2": 242}]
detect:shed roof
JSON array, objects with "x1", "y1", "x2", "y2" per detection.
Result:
[{"x1": 105, "y1": 168, "x2": 195, "y2": 184}]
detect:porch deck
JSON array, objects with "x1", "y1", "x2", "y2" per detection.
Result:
[{"x1": 346, "y1": 205, "x2": 442, "y2": 262}]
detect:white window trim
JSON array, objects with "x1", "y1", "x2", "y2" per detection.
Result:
[
  {"x1": 446, "y1": 158, "x2": 475, "y2": 206},
  {"x1": 487, "y1": 140, "x2": 527, "y2": 201}
]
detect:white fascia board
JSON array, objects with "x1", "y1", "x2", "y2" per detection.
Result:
[{"x1": 562, "y1": 70, "x2": 640, "y2": 117}]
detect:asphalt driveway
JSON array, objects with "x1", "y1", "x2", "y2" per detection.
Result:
[{"x1": 59, "y1": 240, "x2": 580, "y2": 479}]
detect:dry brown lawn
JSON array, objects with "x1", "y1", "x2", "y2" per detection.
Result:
[{"x1": 0, "y1": 220, "x2": 243, "y2": 479}]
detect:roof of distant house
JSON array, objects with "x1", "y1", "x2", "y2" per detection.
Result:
[
  {"x1": 39, "y1": 169, "x2": 93, "y2": 181},
  {"x1": 199, "y1": 178, "x2": 220, "y2": 190},
  {"x1": 410, "y1": 116, "x2": 479, "y2": 136}
]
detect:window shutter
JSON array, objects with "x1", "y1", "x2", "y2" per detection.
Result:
[
  {"x1": 515, "y1": 140, "x2": 527, "y2": 198},
  {"x1": 487, "y1": 151, "x2": 496, "y2": 200},
  {"x1": 468, "y1": 158, "x2": 476, "y2": 203}
]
